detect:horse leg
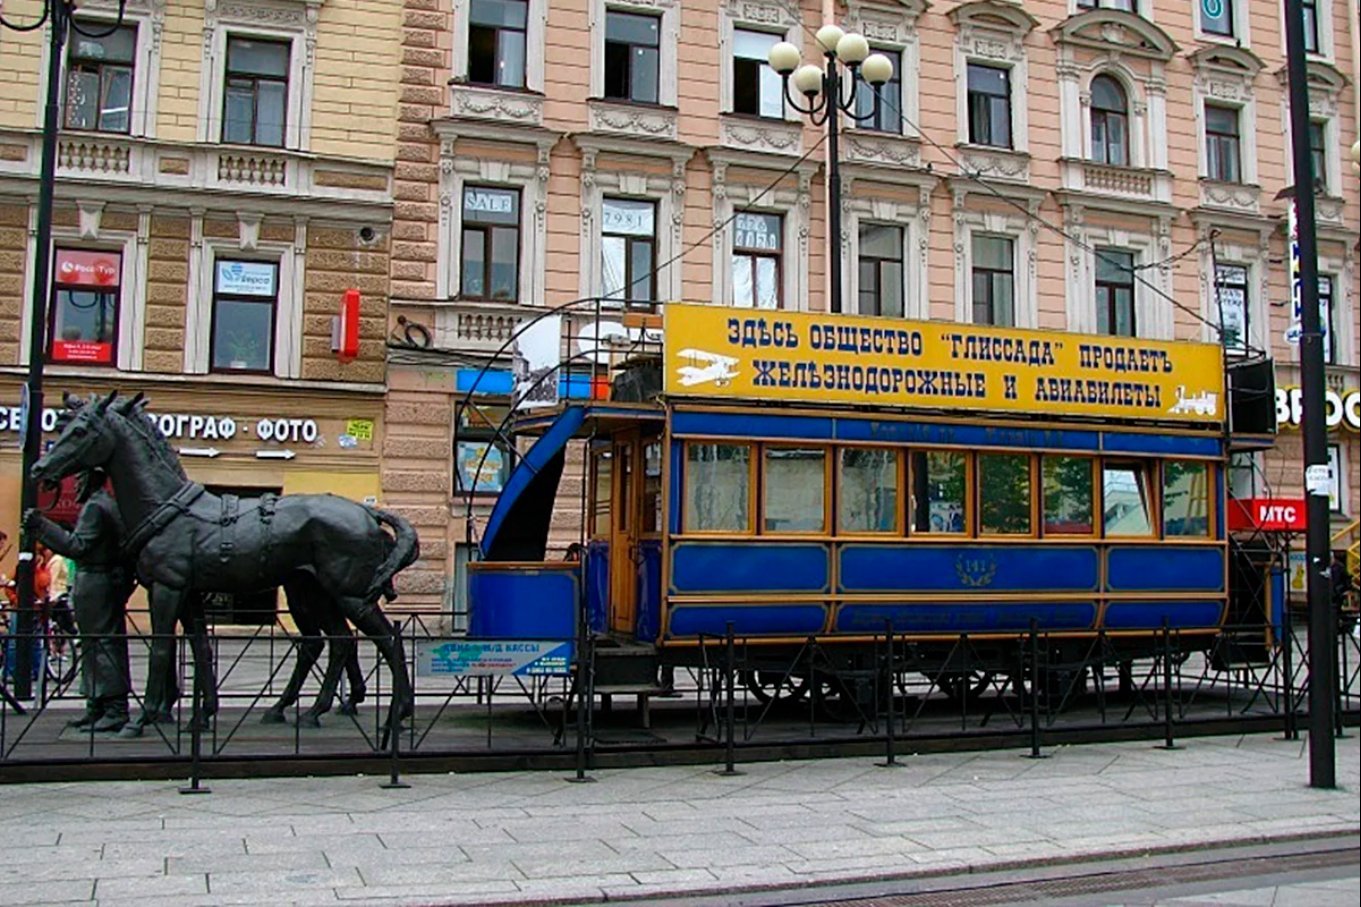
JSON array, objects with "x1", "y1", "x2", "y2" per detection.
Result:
[
  {"x1": 300, "y1": 622, "x2": 354, "y2": 727},
  {"x1": 121, "y1": 584, "x2": 186, "y2": 739},
  {"x1": 183, "y1": 594, "x2": 218, "y2": 732},
  {"x1": 336, "y1": 629, "x2": 367, "y2": 716},
  {"x1": 338, "y1": 597, "x2": 411, "y2": 746},
  {"x1": 264, "y1": 579, "x2": 322, "y2": 725}
]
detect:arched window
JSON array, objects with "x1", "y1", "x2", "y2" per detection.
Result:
[{"x1": 1089, "y1": 75, "x2": 1129, "y2": 166}]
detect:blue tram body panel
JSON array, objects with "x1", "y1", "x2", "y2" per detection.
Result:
[
  {"x1": 468, "y1": 566, "x2": 578, "y2": 640},
  {"x1": 669, "y1": 604, "x2": 829, "y2": 637},
  {"x1": 838, "y1": 545, "x2": 1099, "y2": 594},
  {"x1": 636, "y1": 540, "x2": 663, "y2": 641},
  {"x1": 670, "y1": 542, "x2": 831, "y2": 594},
  {"x1": 1106, "y1": 547, "x2": 1225, "y2": 593},
  {"x1": 585, "y1": 541, "x2": 610, "y2": 634},
  {"x1": 1103, "y1": 601, "x2": 1226, "y2": 630},
  {"x1": 835, "y1": 602, "x2": 1098, "y2": 634}
]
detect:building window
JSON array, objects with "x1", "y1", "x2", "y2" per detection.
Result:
[
  {"x1": 853, "y1": 49, "x2": 901, "y2": 134},
  {"x1": 733, "y1": 212, "x2": 782, "y2": 309},
  {"x1": 971, "y1": 234, "x2": 1015, "y2": 326},
  {"x1": 1308, "y1": 119, "x2": 1328, "y2": 191},
  {"x1": 222, "y1": 36, "x2": 289, "y2": 147},
  {"x1": 1095, "y1": 249, "x2": 1136, "y2": 337},
  {"x1": 467, "y1": 0, "x2": 528, "y2": 89},
  {"x1": 1214, "y1": 263, "x2": 1249, "y2": 354},
  {"x1": 1319, "y1": 275, "x2": 1336, "y2": 364},
  {"x1": 49, "y1": 249, "x2": 120, "y2": 365},
  {"x1": 1228, "y1": 452, "x2": 1259, "y2": 499},
  {"x1": 1089, "y1": 75, "x2": 1129, "y2": 166},
  {"x1": 460, "y1": 186, "x2": 520, "y2": 301},
  {"x1": 967, "y1": 63, "x2": 1011, "y2": 148},
  {"x1": 455, "y1": 402, "x2": 513, "y2": 494},
  {"x1": 604, "y1": 10, "x2": 660, "y2": 104},
  {"x1": 1077, "y1": 0, "x2": 1137, "y2": 11},
  {"x1": 1302, "y1": 0, "x2": 1319, "y2": 53},
  {"x1": 210, "y1": 259, "x2": 278, "y2": 373},
  {"x1": 601, "y1": 197, "x2": 656, "y2": 304},
  {"x1": 1205, "y1": 104, "x2": 1241, "y2": 182},
  {"x1": 64, "y1": 24, "x2": 136, "y2": 133},
  {"x1": 1326, "y1": 444, "x2": 1342, "y2": 513},
  {"x1": 731, "y1": 29, "x2": 783, "y2": 117},
  {"x1": 858, "y1": 225, "x2": 903, "y2": 318},
  {"x1": 1202, "y1": 0, "x2": 1235, "y2": 36}
]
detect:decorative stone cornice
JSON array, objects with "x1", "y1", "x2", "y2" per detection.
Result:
[
  {"x1": 842, "y1": 130, "x2": 923, "y2": 170},
  {"x1": 955, "y1": 143, "x2": 1031, "y2": 184},
  {"x1": 718, "y1": 116, "x2": 802, "y2": 156},
  {"x1": 1198, "y1": 178, "x2": 1261, "y2": 215},
  {"x1": 587, "y1": 99, "x2": 679, "y2": 141},
  {"x1": 1048, "y1": 8, "x2": 1178, "y2": 62},
  {"x1": 448, "y1": 84, "x2": 544, "y2": 127}
]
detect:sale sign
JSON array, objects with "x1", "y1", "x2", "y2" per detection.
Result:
[{"x1": 1226, "y1": 497, "x2": 1308, "y2": 532}]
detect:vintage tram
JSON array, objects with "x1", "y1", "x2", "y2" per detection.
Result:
[{"x1": 465, "y1": 303, "x2": 1279, "y2": 709}]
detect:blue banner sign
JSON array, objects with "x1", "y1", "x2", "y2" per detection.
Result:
[{"x1": 417, "y1": 640, "x2": 573, "y2": 677}]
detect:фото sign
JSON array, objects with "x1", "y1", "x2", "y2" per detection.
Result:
[
  {"x1": 1226, "y1": 497, "x2": 1308, "y2": 533},
  {"x1": 664, "y1": 303, "x2": 1226, "y2": 424}
]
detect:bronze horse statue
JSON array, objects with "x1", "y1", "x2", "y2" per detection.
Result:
[{"x1": 31, "y1": 391, "x2": 419, "y2": 737}]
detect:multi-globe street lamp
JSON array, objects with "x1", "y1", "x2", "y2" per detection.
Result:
[{"x1": 767, "y1": 25, "x2": 894, "y2": 315}]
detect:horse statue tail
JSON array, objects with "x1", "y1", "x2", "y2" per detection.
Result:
[{"x1": 365, "y1": 507, "x2": 420, "y2": 604}]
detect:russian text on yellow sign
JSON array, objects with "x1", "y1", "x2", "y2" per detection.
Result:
[{"x1": 663, "y1": 303, "x2": 1225, "y2": 424}]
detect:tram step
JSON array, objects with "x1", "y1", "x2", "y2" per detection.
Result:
[{"x1": 592, "y1": 646, "x2": 659, "y2": 687}]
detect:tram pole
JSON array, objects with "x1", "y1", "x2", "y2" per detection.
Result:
[{"x1": 1283, "y1": 0, "x2": 1336, "y2": 789}]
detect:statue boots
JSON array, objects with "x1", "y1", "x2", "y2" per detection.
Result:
[
  {"x1": 66, "y1": 706, "x2": 102, "y2": 729},
  {"x1": 91, "y1": 699, "x2": 129, "y2": 733}
]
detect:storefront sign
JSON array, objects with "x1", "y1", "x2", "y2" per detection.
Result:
[
  {"x1": 0, "y1": 405, "x2": 324, "y2": 445},
  {"x1": 664, "y1": 303, "x2": 1225, "y2": 424},
  {"x1": 1275, "y1": 387, "x2": 1361, "y2": 432},
  {"x1": 416, "y1": 640, "x2": 572, "y2": 677},
  {"x1": 1226, "y1": 497, "x2": 1308, "y2": 532},
  {"x1": 215, "y1": 260, "x2": 277, "y2": 297},
  {"x1": 55, "y1": 249, "x2": 120, "y2": 288}
]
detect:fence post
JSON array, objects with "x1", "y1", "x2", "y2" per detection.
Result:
[
  {"x1": 717, "y1": 622, "x2": 741, "y2": 776},
  {"x1": 1282, "y1": 601, "x2": 1298, "y2": 741},
  {"x1": 1159, "y1": 618, "x2": 1178, "y2": 751},
  {"x1": 1026, "y1": 619, "x2": 1045, "y2": 759},
  {"x1": 380, "y1": 621, "x2": 410, "y2": 790},
  {"x1": 878, "y1": 619, "x2": 900, "y2": 768},
  {"x1": 179, "y1": 621, "x2": 211, "y2": 795},
  {"x1": 568, "y1": 633, "x2": 595, "y2": 783}
]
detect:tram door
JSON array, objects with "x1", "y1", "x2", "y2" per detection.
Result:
[{"x1": 609, "y1": 430, "x2": 640, "y2": 634}]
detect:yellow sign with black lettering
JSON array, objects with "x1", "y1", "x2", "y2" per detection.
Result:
[{"x1": 664, "y1": 303, "x2": 1225, "y2": 424}]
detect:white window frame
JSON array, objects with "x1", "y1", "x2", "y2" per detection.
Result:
[
  {"x1": 1198, "y1": 97, "x2": 1256, "y2": 185},
  {"x1": 950, "y1": 1, "x2": 1035, "y2": 154},
  {"x1": 436, "y1": 143, "x2": 550, "y2": 305},
  {"x1": 1318, "y1": 249, "x2": 1356, "y2": 367},
  {"x1": 590, "y1": 0, "x2": 679, "y2": 106},
  {"x1": 1196, "y1": 0, "x2": 1251, "y2": 46},
  {"x1": 1280, "y1": 0, "x2": 1335, "y2": 61},
  {"x1": 451, "y1": 0, "x2": 547, "y2": 93},
  {"x1": 1080, "y1": 69, "x2": 1147, "y2": 169},
  {"x1": 1063, "y1": 207, "x2": 1173, "y2": 339},
  {"x1": 185, "y1": 216, "x2": 305, "y2": 378},
  {"x1": 1070, "y1": 0, "x2": 1149, "y2": 19},
  {"x1": 846, "y1": 189, "x2": 929, "y2": 320},
  {"x1": 1207, "y1": 259, "x2": 1258, "y2": 356},
  {"x1": 47, "y1": 0, "x2": 164, "y2": 139},
  {"x1": 1276, "y1": 62, "x2": 1347, "y2": 195},
  {"x1": 719, "y1": 1, "x2": 802, "y2": 121},
  {"x1": 197, "y1": 0, "x2": 320, "y2": 152},
  {"x1": 952, "y1": 191, "x2": 1039, "y2": 329},
  {"x1": 1326, "y1": 443, "x2": 1347, "y2": 515},
  {"x1": 577, "y1": 142, "x2": 686, "y2": 305},
  {"x1": 842, "y1": 0, "x2": 927, "y2": 140},
  {"x1": 709, "y1": 157, "x2": 812, "y2": 311},
  {"x1": 1190, "y1": 47, "x2": 1262, "y2": 186}
]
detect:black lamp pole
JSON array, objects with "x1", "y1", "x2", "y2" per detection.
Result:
[
  {"x1": 770, "y1": 28, "x2": 893, "y2": 316},
  {"x1": 1282, "y1": 0, "x2": 1335, "y2": 789},
  {"x1": 1, "y1": 0, "x2": 127, "y2": 699}
]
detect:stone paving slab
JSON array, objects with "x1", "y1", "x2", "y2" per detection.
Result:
[{"x1": 0, "y1": 733, "x2": 1355, "y2": 905}]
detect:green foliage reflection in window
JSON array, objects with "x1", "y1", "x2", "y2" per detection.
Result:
[
  {"x1": 839, "y1": 448, "x2": 898, "y2": 533},
  {"x1": 685, "y1": 443, "x2": 750, "y2": 532},
  {"x1": 911, "y1": 450, "x2": 966, "y2": 533},
  {"x1": 1163, "y1": 460, "x2": 1210, "y2": 537},
  {"x1": 979, "y1": 453, "x2": 1032, "y2": 534},
  {"x1": 1043, "y1": 456, "x2": 1094, "y2": 535}
]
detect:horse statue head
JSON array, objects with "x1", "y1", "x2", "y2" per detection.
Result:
[{"x1": 31, "y1": 390, "x2": 123, "y2": 486}]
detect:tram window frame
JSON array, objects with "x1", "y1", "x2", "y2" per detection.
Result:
[
  {"x1": 642, "y1": 438, "x2": 663, "y2": 536},
  {"x1": 682, "y1": 441, "x2": 754, "y2": 534},
  {"x1": 589, "y1": 444, "x2": 612, "y2": 540},
  {"x1": 1041, "y1": 454, "x2": 1096, "y2": 537},
  {"x1": 837, "y1": 446, "x2": 902, "y2": 536},
  {"x1": 1162, "y1": 459, "x2": 1212, "y2": 538},
  {"x1": 762, "y1": 445, "x2": 829, "y2": 535},
  {"x1": 1101, "y1": 459, "x2": 1156, "y2": 538},
  {"x1": 908, "y1": 449, "x2": 970, "y2": 536},
  {"x1": 977, "y1": 452, "x2": 1036, "y2": 537}
]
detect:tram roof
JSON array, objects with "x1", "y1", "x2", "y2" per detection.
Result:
[{"x1": 509, "y1": 401, "x2": 664, "y2": 437}]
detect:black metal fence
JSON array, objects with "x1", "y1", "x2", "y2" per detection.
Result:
[{"x1": 1, "y1": 610, "x2": 1357, "y2": 785}]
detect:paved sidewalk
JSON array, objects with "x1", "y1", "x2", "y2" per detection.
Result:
[{"x1": 0, "y1": 733, "x2": 1356, "y2": 907}]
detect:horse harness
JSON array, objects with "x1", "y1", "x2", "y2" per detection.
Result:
[{"x1": 122, "y1": 481, "x2": 280, "y2": 582}]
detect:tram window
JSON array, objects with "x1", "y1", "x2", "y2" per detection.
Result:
[
  {"x1": 642, "y1": 441, "x2": 662, "y2": 533},
  {"x1": 1102, "y1": 461, "x2": 1154, "y2": 536},
  {"x1": 764, "y1": 447, "x2": 827, "y2": 533},
  {"x1": 978, "y1": 453, "x2": 1033, "y2": 535},
  {"x1": 1163, "y1": 460, "x2": 1210, "y2": 537},
  {"x1": 685, "y1": 443, "x2": 751, "y2": 532},
  {"x1": 590, "y1": 450, "x2": 612, "y2": 538},
  {"x1": 910, "y1": 450, "x2": 967, "y2": 534},
  {"x1": 1042, "y1": 456, "x2": 1094, "y2": 535},
  {"x1": 839, "y1": 448, "x2": 899, "y2": 533}
]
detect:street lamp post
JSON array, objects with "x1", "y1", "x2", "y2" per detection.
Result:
[
  {"x1": 0, "y1": 0, "x2": 127, "y2": 700},
  {"x1": 768, "y1": 26, "x2": 894, "y2": 315}
]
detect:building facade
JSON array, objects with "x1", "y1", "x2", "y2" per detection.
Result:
[
  {"x1": 381, "y1": 0, "x2": 1361, "y2": 620},
  {"x1": 0, "y1": 0, "x2": 403, "y2": 619}
]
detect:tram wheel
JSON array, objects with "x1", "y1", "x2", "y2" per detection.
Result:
[
  {"x1": 935, "y1": 670, "x2": 995, "y2": 703},
  {"x1": 742, "y1": 670, "x2": 811, "y2": 704}
]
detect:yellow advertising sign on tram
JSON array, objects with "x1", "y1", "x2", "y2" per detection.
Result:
[{"x1": 663, "y1": 303, "x2": 1225, "y2": 424}]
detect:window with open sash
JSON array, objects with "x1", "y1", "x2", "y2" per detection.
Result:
[
  {"x1": 64, "y1": 23, "x2": 136, "y2": 133},
  {"x1": 731, "y1": 29, "x2": 784, "y2": 118},
  {"x1": 468, "y1": 0, "x2": 528, "y2": 88},
  {"x1": 604, "y1": 10, "x2": 660, "y2": 103}
]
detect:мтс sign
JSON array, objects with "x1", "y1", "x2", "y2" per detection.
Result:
[{"x1": 1226, "y1": 497, "x2": 1308, "y2": 532}]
